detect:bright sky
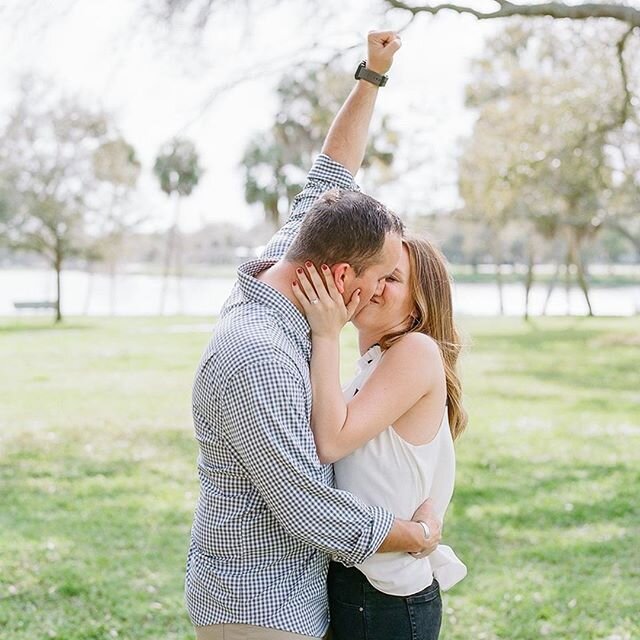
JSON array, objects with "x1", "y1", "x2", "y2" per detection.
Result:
[{"x1": 0, "y1": 0, "x2": 497, "y2": 231}]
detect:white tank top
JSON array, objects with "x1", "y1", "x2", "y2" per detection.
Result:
[{"x1": 334, "y1": 344, "x2": 467, "y2": 596}]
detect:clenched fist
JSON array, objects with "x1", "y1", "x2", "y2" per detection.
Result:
[{"x1": 367, "y1": 30, "x2": 402, "y2": 75}]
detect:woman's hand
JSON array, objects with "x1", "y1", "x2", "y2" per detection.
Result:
[{"x1": 292, "y1": 262, "x2": 360, "y2": 339}]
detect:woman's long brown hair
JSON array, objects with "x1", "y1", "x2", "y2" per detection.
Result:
[{"x1": 379, "y1": 235, "x2": 468, "y2": 440}]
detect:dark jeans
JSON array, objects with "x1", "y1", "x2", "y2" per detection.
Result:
[{"x1": 328, "y1": 562, "x2": 442, "y2": 640}]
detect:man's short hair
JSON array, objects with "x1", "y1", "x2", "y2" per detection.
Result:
[{"x1": 286, "y1": 189, "x2": 404, "y2": 275}]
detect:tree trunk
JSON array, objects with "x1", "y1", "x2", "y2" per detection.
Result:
[
  {"x1": 491, "y1": 234, "x2": 505, "y2": 315},
  {"x1": 160, "y1": 195, "x2": 183, "y2": 315},
  {"x1": 571, "y1": 232, "x2": 594, "y2": 316},
  {"x1": 564, "y1": 249, "x2": 573, "y2": 316},
  {"x1": 175, "y1": 235, "x2": 184, "y2": 313},
  {"x1": 496, "y1": 264, "x2": 505, "y2": 316},
  {"x1": 54, "y1": 250, "x2": 62, "y2": 323},
  {"x1": 175, "y1": 197, "x2": 184, "y2": 314},
  {"x1": 160, "y1": 219, "x2": 175, "y2": 314},
  {"x1": 109, "y1": 260, "x2": 117, "y2": 316},
  {"x1": 524, "y1": 246, "x2": 535, "y2": 321},
  {"x1": 575, "y1": 261, "x2": 594, "y2": 316},
  {"x1": 83, "y1": 261, "x2": 94, "y2": 315},
  {"x1": 159, "y1": 226, "x2": 174, "y2": 315},
  {"x1": 542, "y1": 260, "x2": 561, "y2": 316}
]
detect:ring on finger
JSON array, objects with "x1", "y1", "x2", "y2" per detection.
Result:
[{"x1": 310, "y1": 299, "x2": 319, "y2": 305}]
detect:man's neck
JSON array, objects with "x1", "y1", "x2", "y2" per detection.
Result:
[{"x1": 255, "y1": 259, "x2": 306, "y2": 315}]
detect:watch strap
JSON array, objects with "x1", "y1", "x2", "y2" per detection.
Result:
[{"x1": 355, "y1": 60, "x2": 388, "y2": 87}]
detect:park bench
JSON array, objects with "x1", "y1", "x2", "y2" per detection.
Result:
[{"x1": 13, "y1": 301, "x2": 57, "y2": 312}]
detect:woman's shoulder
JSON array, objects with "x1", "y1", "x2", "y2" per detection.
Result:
[
  {"x1": 380, "y1": 332, "x2": 444, "y2": 384},
  {"x1": 386, "y1": 331, "x2": 442, "y2": 362}
]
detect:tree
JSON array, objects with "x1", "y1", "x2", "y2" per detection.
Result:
[
  {"x1": 87, "y1": 138, "x2": 142, "y2": 313},
  {"x1": 0, "y1": 79, "x2": 135, "y2": 322},
  {"x1": 242, "y1": 64, "x2": 399, "y2": 229},
  {"x1": 153, "y1": 137, "x2": 203, "y2": 313},
  {"x1": 458, "y1": 22, "x2": 639, "y2": 317}
]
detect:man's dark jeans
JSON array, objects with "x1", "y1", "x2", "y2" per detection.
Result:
[{"x1": 328, "y1": 561, "x2": 442, "y2": 640}]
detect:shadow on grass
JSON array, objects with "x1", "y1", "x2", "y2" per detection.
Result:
[
  {"x1": 473, "y1": 332, "x2": 595, "y2": 356},
  {"x1": 470, "y1": 323, "x2": 640, "y2": 394},
  {"x1": 490, "y1": 361, "x2": 638, "y2": 393},
  {"x1": 456, "y1": 458, "x2": 639, "y2": 528}
]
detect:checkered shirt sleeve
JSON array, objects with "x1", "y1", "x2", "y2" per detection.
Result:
[{"x1": 259, "y1": 153, "x2": 360, "y2": 261}]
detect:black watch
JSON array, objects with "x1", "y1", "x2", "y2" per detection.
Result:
[{"x1": 354, "y1": 60, "x2": 388, "y2": 87}]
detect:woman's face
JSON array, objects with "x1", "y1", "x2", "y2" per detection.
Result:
[{"x1": 353, "y1": 245, "x2": 416, "y2": 336}]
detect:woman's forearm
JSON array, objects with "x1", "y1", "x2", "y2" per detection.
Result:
[{"x1": 310, "y1": 335, "x2": 348, "y2": 462}]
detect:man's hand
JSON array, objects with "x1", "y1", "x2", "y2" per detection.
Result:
[
  {"x1": 366, "y1": 30, "x2": 402, "y2": 76},
  {"x1": 410, "y1": 498, "x2": 442, "y2": 558},
  {"x1": 377, "y1": 498, "x2": 442, "y2": 555}
]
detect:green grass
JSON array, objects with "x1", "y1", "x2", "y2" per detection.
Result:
[{"x1": 0, "y1": 316, "x2": 638, "y2": 640}]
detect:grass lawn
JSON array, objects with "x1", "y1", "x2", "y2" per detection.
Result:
[{"x1": 0, "y1": 315, "x2": 638, "y2": 640}]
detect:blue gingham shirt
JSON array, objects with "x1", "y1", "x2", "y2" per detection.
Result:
[{"x1": 185, "y1": 154, "x2": 395, "y2": 637}]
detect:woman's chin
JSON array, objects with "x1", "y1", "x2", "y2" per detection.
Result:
[{"x1": 352, "y1": 302, "x2": 374, "y2": 328}]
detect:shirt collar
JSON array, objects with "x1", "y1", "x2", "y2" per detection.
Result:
[{"x1": 237, "y1": 258, "x2": 311, "y2": 359}]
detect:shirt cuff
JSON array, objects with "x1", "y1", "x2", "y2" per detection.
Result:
[
  {"x1": 333, "y1": 506, "x2": 395, "y2": 567},
  {"x1": 307, "y1": 153, "x2": 361, "y2": 192}
]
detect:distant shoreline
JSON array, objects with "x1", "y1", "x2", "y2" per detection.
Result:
[
  {"x1": 2, "y1": 263, "x2": 639, "y2": 287},
  {"x1": 2, "y1": 266, "x2": 638, "y2": 317}
]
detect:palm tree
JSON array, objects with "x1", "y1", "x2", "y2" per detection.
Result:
[{"x1": 153, "y1": 137, "x2": 203, "y2": 314}]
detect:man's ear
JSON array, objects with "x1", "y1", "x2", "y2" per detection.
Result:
[{"x1": 330, "y1": 263, "x2": 350, "y2": 294}]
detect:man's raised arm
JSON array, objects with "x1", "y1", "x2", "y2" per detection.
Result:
[
  {"x1": 259, "y1": 31, "x2": 401, "y2": 262},
  {"x1": 321, "y1": 30, "x2": 401, "y2": 176}
]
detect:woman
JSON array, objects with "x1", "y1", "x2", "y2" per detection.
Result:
[{"x1": 292, "y1": 235, "x2": 468, "y2": 640}]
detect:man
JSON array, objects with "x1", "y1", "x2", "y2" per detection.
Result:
[{"x1": 186, "y1": 31, "x2": 441, "y2": 640}]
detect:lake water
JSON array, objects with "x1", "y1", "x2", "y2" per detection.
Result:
[{"x1": 1, "y1": 268, "x2": 639, "y2": 317}]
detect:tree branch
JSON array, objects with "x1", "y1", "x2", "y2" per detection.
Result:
[
  {"x1": 384, "y1": 1, "x2": 640, "y2": 28},
  {"x1": 9, "y1": 231, "x2": 56, "y2": 263},
  {"x1": 569, "y1": 25, "x2": 639, "y2": 147},
  {"x1": 604, "y1": 219, "x2": 640, "y2": 254},
  {"x1": 616, "y1": 26, "x2": 637, "y2": 125}
]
